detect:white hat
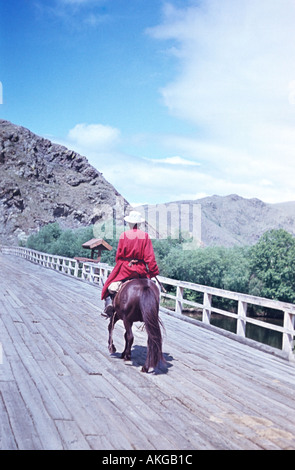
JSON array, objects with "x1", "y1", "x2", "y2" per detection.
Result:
[{"x1": 124, "y1": 210, "x2": 145, "y2": 224}]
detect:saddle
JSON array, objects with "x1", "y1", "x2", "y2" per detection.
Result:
[
  {"x1": 102, "y1": 279, "x2": 133, "y2": 318},
  {"x1": 112, "y1": 279, "x2": 133, "y2": 305}
]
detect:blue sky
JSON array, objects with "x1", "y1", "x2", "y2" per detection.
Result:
[{"x1": 1, "y1": 0, "x2": 295, "y2": 205}]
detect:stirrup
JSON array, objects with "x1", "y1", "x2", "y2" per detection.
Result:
[
  {"x1": 101, "y1": 295, "x2": 114, "y2": 318},
  {"x1": 101, "y1": 304, "x2": 114, "y2": 318}
]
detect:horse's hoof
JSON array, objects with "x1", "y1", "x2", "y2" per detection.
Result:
[
  {"x1": 121, "y1": 352, "x2": 131, "y2": 361},
  {"x1": 109, "y1": 345, "x2": 116, "y2": 354},
  {"x1": 141, "y1": 366, "x2": 148, "y2": 373}
]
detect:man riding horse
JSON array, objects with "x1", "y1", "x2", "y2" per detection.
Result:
[{"x1": 101, "y1": 210, "x2": 160, "y2": 317}]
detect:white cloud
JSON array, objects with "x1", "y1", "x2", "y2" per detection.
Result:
[
  {"x1": 58, "y1": 0, "x2": 105, "y2": 7},
  {"x1": 58, "y1": 117, "x2": 295, "y2": 205},
  {"x1": 146, "y1": 0, "x2": 295, "y2": 203},
  {"x1": 67, "y1": 123, "x2": 120, "y2": 150},
  {"x1": 57, "y1": 0, "x2": 295, "y2": 205},
  {"x1": 149, "y1": 0, "x2": 295, "y2": 129},
  {"x1": 289, "y1": 80, "x2": 295, "y2": 105},
  {"x1": 147, "y1": 155, "x2": 200, "y2": 166},
  {"x1": 59, "y1": 0, "x2": 90, "y2": 4},
  {"x1": 35, "y1": 0, "x2": 109, "y2": 29}
]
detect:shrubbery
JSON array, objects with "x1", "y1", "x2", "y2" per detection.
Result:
[
  {"x1": 26, "y1": 223, "x2": 295, "y2": 304},
  {"x1": 248, "y1": 229, "x2": 295, "y2": 303},
  {"x1": 26, "y1": 222, "x2": 94, "y2": 259}
]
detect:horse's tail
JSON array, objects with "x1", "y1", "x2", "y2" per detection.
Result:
[{"x1": 139, "y1": 280, "x2": 164, "y2": 371}]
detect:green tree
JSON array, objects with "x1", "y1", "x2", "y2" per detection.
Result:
[
  {"x1": 49, "y1": 229, "x2": 79, "y2": 258},
  {"x1": 222, "y1": 246, "x2": 250, "y2": 294},
  {"x1": 27, "y1": 222, "x2": 62, "y2": 252},
  {"x1": 26, "y1": 223, "x2": 95, "y2": 258},
  {"x1": 158, "y1": 244, "x2": 250, "y2": 310},
  {"x1": 249, "y1": 229, "x2": 295, "y2": 302},
  {"x1": 159, "y1": 244, "x2": 250, "y2": 291}
]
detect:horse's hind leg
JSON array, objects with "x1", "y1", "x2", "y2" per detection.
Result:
[
  {"x1": 108, "y1": 314, "x2": 118, "y2": 354},
  {"x1": 141, "y1": 338, "x2": 151, "y2": 373},
  {"x1": 121, "y1": 320, "x2": 133, "y2": 361}
]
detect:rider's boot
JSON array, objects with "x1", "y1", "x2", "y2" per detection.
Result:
[{"x1": 103, "y1": 295, "x2": 114, "y2": 318}]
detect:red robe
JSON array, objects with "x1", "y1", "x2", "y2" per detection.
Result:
[{"x1": 101, "y1": 228, "x2": 159, "y2": 299}]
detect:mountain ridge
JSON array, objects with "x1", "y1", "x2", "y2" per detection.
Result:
[
  {"x1": 137, "y1": 194, "x2": 295, "y2": 246},
  {"x1": 0, "y1": 120, "x2": 129, "y2": 244}
]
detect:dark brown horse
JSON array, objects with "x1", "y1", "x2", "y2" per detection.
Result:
[{"x1": 108, "y1": 278, "x2": 164, "y2": 372}]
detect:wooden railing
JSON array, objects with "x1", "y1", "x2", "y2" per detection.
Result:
[
  {"x1": 158, "y1": 276, "x2": 295, "y2": 358},
  {"x1": 2, "y1": 245, "x2": 295, "y2": 359},
  {"x1": 1, "y1": 245, "x2": 113, "y2": 287}
]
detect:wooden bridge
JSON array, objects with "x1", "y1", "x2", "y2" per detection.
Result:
[{"x1": 0, "y1": 251, "x2": 295, "y2": 450}]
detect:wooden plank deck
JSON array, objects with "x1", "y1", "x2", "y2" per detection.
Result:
[{"x1": 0, "y1": 253, "x2": 295, "y2": 450}]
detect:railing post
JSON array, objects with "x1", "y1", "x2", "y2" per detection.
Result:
[
  {"x1": 282, "y1": 311, "x2": 295, "y2": 356},
  {"x1": 74, "y1": 260, "x2": 79, "y2": 278},
  {"x1": 203, "y1": 292, "x2": 212, "y2": 325},
  {"x1": 82, "y1": 263, "x2": 87, "y2": 281},
  {"x1": 100, "y1": 267, "x2": 109, "y2": 287},
  {"x1": 237, "y1": 300, "x2": 247, "y2": 338},
  {"x1": 176, "y1": 285, "x2": 184, "y2": 315},
  {"x1": 90, "y1": 265, "x2": 95, "y2": 283}
]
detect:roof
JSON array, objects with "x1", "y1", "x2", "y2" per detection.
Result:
[{"x1": 81, "y1": 238, "x2": 112, "y2": 251}]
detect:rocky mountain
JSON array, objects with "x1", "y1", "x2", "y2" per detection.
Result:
[
  {"x1": 0, "y1": 120, "x2": 129, "y2": 244},
  {"x1": 138, "y1": 194, "x2": 295, "y2": 247}
]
